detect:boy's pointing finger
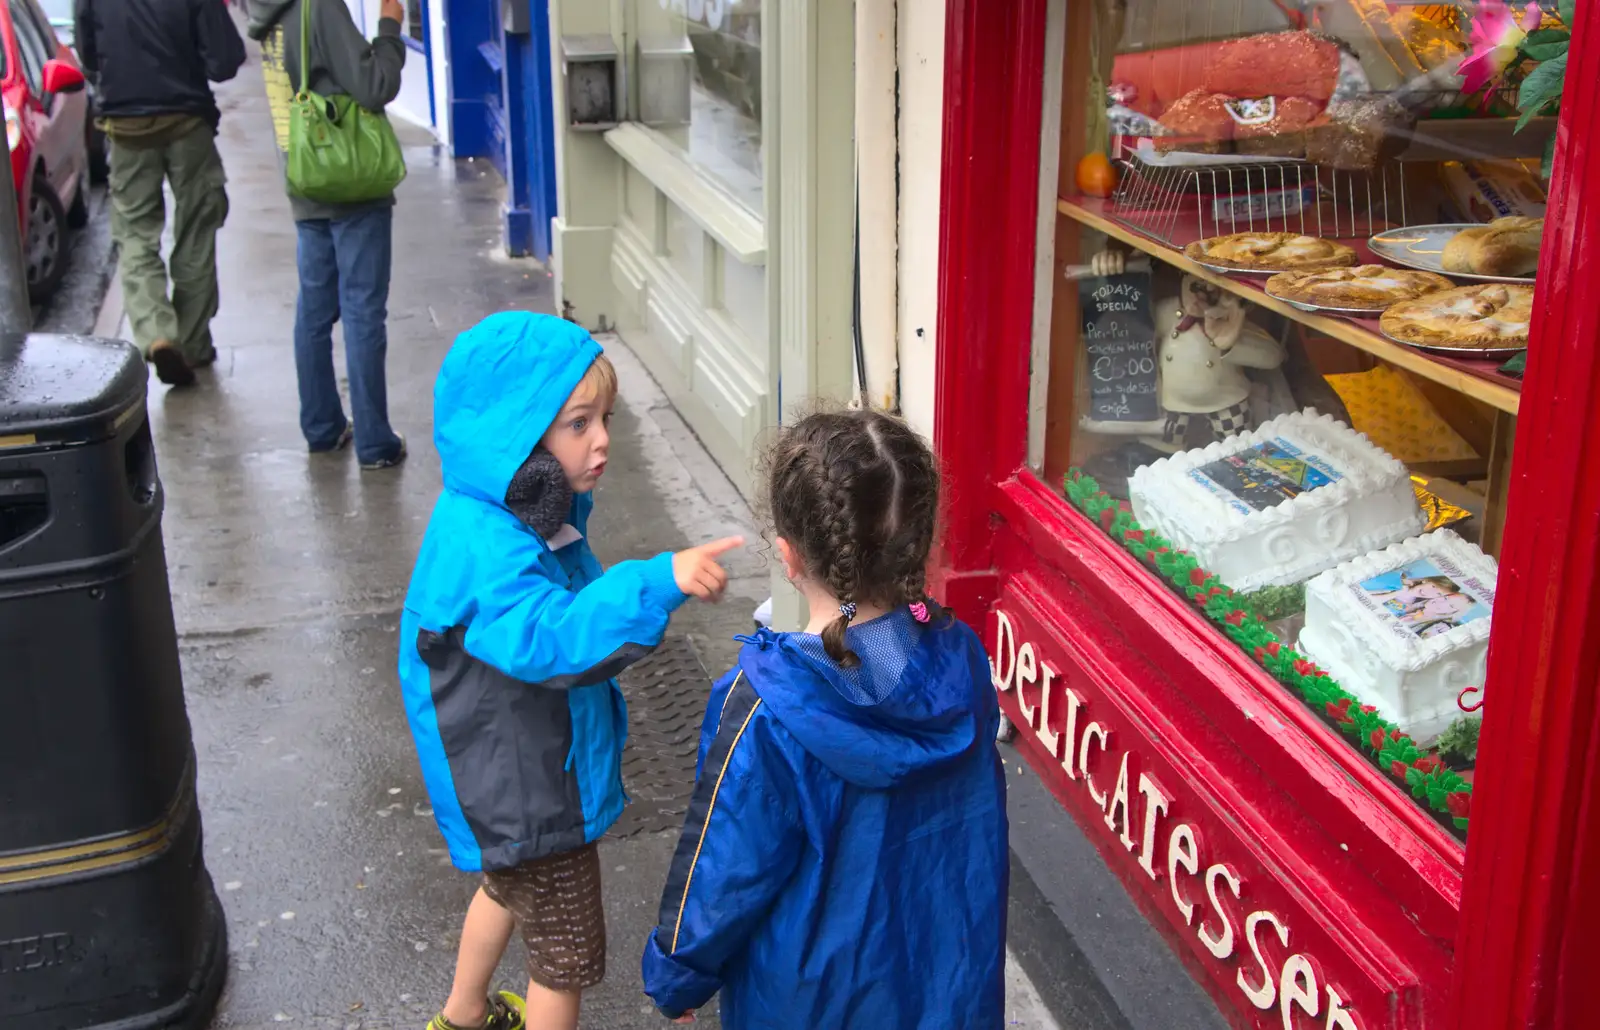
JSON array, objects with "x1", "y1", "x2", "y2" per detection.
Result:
[{"x1": 696, "y1": 536, "x2": 746, "y2": 558}]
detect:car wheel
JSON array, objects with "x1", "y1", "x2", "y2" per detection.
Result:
[
  {"x1": 25, "y1": 180, "x2": 68, "y2": 303},
  {"x1": 87, "y1": 123, "x2": 109, "y2": 184}
]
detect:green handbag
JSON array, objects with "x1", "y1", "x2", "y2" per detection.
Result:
[{"x1": 285, "y1": 0, "x2": 406, "y2": 203}]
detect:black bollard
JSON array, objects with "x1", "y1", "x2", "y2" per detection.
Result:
[{"x1": 0, "y1": 334, "x2": 226, "y2": 1029}]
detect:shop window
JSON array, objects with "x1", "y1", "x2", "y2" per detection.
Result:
[
  {"x1": 407, "y1": 0, "x2": 426, "y2": 46},
  {"x1": 1029, "y1": 0, "x2": 1563, "y2": 843},
  {"x1": 10, "y1": 0, "x2": 50, "y2": 99},
  {"x1": 629, "y1": 0, "x2": 764, "y2": 213}
]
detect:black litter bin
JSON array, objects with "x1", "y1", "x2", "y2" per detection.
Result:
[{"x1": 0, "y1": 335, "x2": 226, "y2": 1030}]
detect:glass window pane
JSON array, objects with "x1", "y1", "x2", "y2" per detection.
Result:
[
  {"x1": 408, "y1": 0, "x2": 426, "y2": 43},
  {"x1": 11, "y1": 0, "x2": 49, "y2": 96},
  {"x1": 1026, "y1": 0, "x2": 1555, "y2": 841},
  {"x1": 633, "y1": 0, "x2": 764, "y2": 213}
]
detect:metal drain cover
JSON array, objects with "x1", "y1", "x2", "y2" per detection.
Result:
[{"x1": 610, "y1": 635, "x2": 713, "y2": 839}]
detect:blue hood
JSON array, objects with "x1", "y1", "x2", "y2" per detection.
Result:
[
  {"x1": 643, "y1": 610, "x2": 1007, "y2": 1027},
  {"x1": 738, "y1": 611, "x2": 991, "y2": 789},
  {"x1": 433, "y1": 312, "x2": 602, "y2": 508}
]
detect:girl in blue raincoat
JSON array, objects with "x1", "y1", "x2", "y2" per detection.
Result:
[{"x1": 642, "y1": 409, "x2": 1010, "y2": 1029}]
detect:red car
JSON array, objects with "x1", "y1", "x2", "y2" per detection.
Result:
[{"x1": 2, "y1": 0, "x2": 88, "y2": 302}]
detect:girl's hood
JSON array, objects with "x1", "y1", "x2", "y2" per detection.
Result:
[{"x1": 737, "y1": 611, "x2": 996, "y2": 789}]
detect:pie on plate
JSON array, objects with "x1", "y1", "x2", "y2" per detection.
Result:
[
  {"x1": 1185, "y1": 232, "x2": 1359, "y2": 272},
  {"x1": 1441, "y1": 217, "x2": 1542, "y2": 278},
  {"x1": 1379, "y1": 284, "x2": 1534, "y2": 350},
  {"x1": 1266, "y1": 265, "x2": 1455, "y2": 311}
]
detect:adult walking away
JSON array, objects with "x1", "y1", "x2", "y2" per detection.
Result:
[
  {"x1": 246, "y1": 0, "x2": 408, "y2": 470},
  {"x1": 74, "y1": 0, "x2": 246, "y2": 388}
]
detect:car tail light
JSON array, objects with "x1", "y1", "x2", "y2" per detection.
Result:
[{"x1": 3, "y1": 105, "x2": 17, "y2": 153}]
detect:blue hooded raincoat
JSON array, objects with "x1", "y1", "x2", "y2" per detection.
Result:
[
  {"x1": 398, "y1": 312, "x2": 687, "y2": 873},
  {"x1": 642, "y1": 610, "x2": 1009, "y2": 1029}
]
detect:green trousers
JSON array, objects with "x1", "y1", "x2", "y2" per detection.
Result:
[{"x1": 107, "y1": 118, "x2": 230, "y2": 361}]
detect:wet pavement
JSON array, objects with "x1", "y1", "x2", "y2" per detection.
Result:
[
  {"x1": 33, "y1": 182, "x2": 116, "y2": 337},
  {"x1": 125, "y1": 30, "x2": 1062, "y2": 1030},
  {"x1": 140, "y1": 46, "x2": 766, "y2": 1030}
]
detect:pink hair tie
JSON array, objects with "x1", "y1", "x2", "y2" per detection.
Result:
[{"x1": 909, "y1": 601, "x2": 930, "y2": 624}]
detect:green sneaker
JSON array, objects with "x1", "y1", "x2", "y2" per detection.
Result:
[{"x1": 425, "y1": 991, "x2": 525, "y2": 1030}]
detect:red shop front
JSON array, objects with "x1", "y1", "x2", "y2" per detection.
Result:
[{"x1": 928, "y1": 1, "x2": 1600, "y2": 1028}]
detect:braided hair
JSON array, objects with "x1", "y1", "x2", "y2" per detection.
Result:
[{"x1": 764, "y1": 409, "x2": 944, "y2": 667}]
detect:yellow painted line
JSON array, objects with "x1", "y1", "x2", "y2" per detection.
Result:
[
  {"x1": 0, "y1": 821, "x2": 170, "y2": 875},
  {"x1": 0, "y1": 838, "x2": 171, "y2": 887},
  {"x1": 0, "y1": 767, "x2": 192, "y2": 885},
  {"x1": 111, "y1": 403, "x2": 142, "y2": 431},
  {"x1": 670, "y1": 696, "x2": 763, "y2": 953}
]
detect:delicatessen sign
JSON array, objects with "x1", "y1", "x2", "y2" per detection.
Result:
[{"x1": 989, "y1": 600, "x2": 1409, "y2": 1030}]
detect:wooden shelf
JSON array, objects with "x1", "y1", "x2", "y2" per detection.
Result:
[{"x1": 1058, "y1": 197, "x2": 1522, "y2": 415}]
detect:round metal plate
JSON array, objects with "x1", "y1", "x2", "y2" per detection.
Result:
[
  {"x1": 1191, "y1": 259, "x2": 1303, "y2": 278},
  {"x1": 1377, "y1": 325, "x2": 1527, "y2": 359},
  {"x1": 1368, "y1": 224, "x2": 1537, "y2": 285},
  {"x1": 1261, "y1": 284, "x2": 1390, "y2": 317}
]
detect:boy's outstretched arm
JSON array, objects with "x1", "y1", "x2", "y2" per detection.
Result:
[
  {"x1": 462, "y1": 536, "x2": 742, "y2": 687},
  {"x1": 464, "y1": 551, "x2": 685, "y2": 688},
  {"x1": 642, "y1": 672, "x2": 805, "y2": 1020}
]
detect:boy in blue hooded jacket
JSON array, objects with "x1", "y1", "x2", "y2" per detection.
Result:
[
  {"x1": 399, "y1": 312, "x2": 740, "y2": 1030},
  {"x1": 643, "y1": 410, "x2": 1009, "y2": 1029}
]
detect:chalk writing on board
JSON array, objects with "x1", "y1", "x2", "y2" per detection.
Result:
[{"x1": 1080, "y1": 271, "x2": 1159, "y2": 423}]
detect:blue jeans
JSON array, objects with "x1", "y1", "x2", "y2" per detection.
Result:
[{"x1": 294, "y1": 207, "x2": 403, "y2": 464}]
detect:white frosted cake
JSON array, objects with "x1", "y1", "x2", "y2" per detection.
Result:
[
  {"x1": 1297, "y1": 529, "x2": 1497, "y2": 744},
  {"x1": 1128, "y1": 410, "x2": 1425, "y2": 591}
]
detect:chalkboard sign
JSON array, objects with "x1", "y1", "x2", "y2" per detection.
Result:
[{"x1": 1081, "y1": 272, "x2": 1159, "y2": 423}]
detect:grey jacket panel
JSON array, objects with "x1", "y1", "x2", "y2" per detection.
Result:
[{"x1": 418, "y1": 627, "x2": 591, "y2": 871}]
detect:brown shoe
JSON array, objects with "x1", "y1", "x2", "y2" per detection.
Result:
[{"x1": 148, "y1": 340, "x2": 196, "y2": 388}]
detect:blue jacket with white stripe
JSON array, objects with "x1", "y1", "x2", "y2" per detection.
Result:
[
  {"x1": 642, "y1": 610, "x2": 1010, "y2": 1029},
  {"x1": 398, "y1": 312, "x2": 686, "y2": 873}
]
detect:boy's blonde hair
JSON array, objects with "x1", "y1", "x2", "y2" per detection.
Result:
[{"x1": 576, "y1": 353, "x2": 619, "y2": 404}]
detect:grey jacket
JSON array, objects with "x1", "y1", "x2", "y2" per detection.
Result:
[{"x1": 245, "y1": 0, "x2": 406, "y2": 221}]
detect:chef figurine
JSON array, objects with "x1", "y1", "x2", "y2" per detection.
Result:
[
  {"x1": 1089, "y1": 249, "x2": 1285, "y2": 445},
  {"x1": 1156, "y1": 274, "x2": 1285, "y2": 443}
]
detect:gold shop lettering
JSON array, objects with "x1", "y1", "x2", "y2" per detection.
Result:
[{"x1": 990, "y1": 609, "x2": 1363, "y2": 1030}]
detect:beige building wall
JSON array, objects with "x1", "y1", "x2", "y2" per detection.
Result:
[
  {"x1": 547, "y1": 0, "x2": 961, "y2": 626},
  {"x1": 548, "y1": 0, "x2": 857, "y2": 503}
]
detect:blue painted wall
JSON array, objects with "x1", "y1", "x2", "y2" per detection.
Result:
[
  {"x1": 444, "y1": 0, "x2": 501, "y2": 161},
  {"x1": 445, "y1": 0, "x2": 558, "y2": 260}
]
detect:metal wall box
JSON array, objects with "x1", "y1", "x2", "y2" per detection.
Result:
[
  {"x1": 637, "y1": 36, "x2": 694, "y2": 128},
  {"x1": 561, "y1": 34, "x2": 621, "y2": 131}
]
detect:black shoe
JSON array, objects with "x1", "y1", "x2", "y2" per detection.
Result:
[
  {"x1": 148, "y1": 341, "x2": 196, "y2": 388},
  {"x1": 309, "y1": 423, "x2": 354, "y2": 454},
  {"x1": 360, "y1": 433, "x2": 407, "y2": 471}
]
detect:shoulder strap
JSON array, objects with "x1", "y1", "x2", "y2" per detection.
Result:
[{"x1": 298, "y1": 0, "x2": 312, "y2": 94}]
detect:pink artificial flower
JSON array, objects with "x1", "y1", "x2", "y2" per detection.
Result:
[{"x1": 1457, "y1": 1, "x2": 1545, "y2": 96}]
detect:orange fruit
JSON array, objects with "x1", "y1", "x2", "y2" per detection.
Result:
[{"x1": 1076, "y1": 153, "x2": 1119, "y2": 198}]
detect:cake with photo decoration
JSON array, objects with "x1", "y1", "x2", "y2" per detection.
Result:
[
  {"x1": 1297, "y1": 529, "x2": 1497, "y2": 744},
  {"x1": 1127, "y1": 410, "x2": 1426, "y2": 592}
]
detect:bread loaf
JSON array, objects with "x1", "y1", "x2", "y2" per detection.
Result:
[
  {"x1": 1203, "y1": 32, "x2": 1342, "y2": 103},
  {"x1": 1158, "y1": 89, "x2": 1237, "y2": 149},
  {"x1": 1232, "y1": 96, "x2": 1324, "y2": 158},
  {"x1": 1442, "y1": 217, "x2": 1542, "y2": 278},
  {"x1": 1304, "y1": 96, "x2": 1409, "y2": 171}
]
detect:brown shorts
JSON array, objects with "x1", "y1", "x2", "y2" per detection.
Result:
[{"x1": 481, "y1": 843, "x2": 607, "y2": 991}]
